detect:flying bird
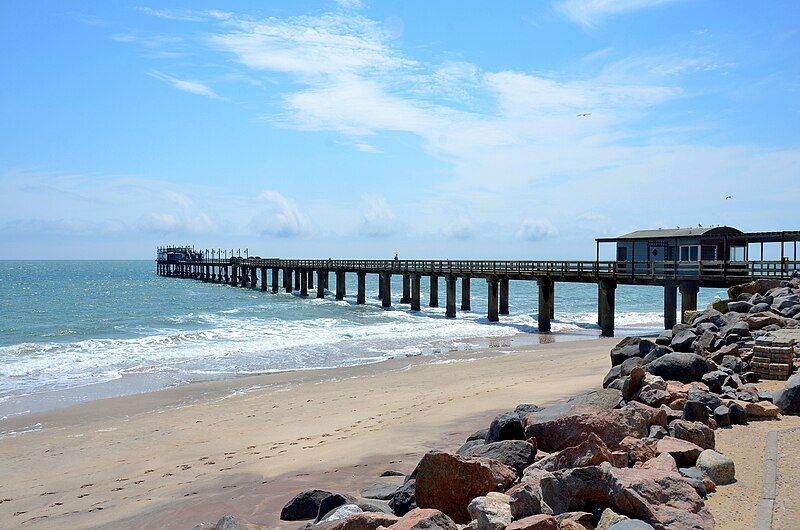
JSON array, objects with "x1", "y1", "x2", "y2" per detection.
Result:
[
  {"x1": 725, "y1": 195, "x2": 733, "y2": 200},
  {"x1": 577, "y1": 113, "x2": 591, "y2": 117}
]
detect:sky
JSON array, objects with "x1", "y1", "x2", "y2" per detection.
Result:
[{"x1": 1, "y1": 0, "x2": 799, "y2": 259}]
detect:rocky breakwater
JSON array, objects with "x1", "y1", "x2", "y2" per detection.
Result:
[{"x1": 209, "y1": 275, "x2": 800, "y2": 530}]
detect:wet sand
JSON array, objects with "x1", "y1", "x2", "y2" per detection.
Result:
[{"x1": 0, "y1": 337, "x2": 617, "y2": 529}]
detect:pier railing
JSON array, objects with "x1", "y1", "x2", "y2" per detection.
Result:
[{"x1": 159, "y1": 257, "x2": 800, "y2": 283}]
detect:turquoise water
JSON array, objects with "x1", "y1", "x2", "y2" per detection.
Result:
[{"x1": 0, "y1": 260, "x2": 726, "y2": 416}]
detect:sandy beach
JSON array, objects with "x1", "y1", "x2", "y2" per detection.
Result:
[{"x1": 0, "y1": 337, "x2": 617, "y2": 529}]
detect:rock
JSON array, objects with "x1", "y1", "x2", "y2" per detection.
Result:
[
  {"x1": 389, "y1": 479, "x2": 416, "y2": 516},
  {"x1": 720, "y1": 355, "x2": 744, "y2": 373},
  {"x1": 466, "y1": 494, "x2": 511, "y2": 530},
  {"x1": 467, "y1": 429, "x2": 490, "y2": 442},
  {"x1": 701, "y1": 370, "x2": 727, "y2": 393},
  {"x1": 682, "y1": 400, "x2": 710, "y2": 424},
  {"x1": 655, "y1": 330, "x2": 672, "y2": 346},
  {"x1": 622, "y1": 366, "x2": 647, "y2": 401},
  {"x1": 487, "y1": 412, "x2": 525, "y2": 442},
  {"x1": 696, "y1": 449, "x2": 736, "y2": 485},
  {"x1": 749, "y1": 302, "x2": 772, "y2": 313},
  {"x1": 385, "y1": 508, "x2": 458, "y2": 530},
  {"x1": 743, "y1": 400, "x2": 780, "y2": 418},
  {"x1": 381, "y1": 470, "x2": 406, "y2": 477},
  {"x1": 532, "y1": 432, "x2": 612, "y2": 472},
  {"x1": 648, "y1": 425, "x2": 668, "y2": 439},
  {"x1": 722, "y1": 320, "x2": 750, "y2": 338},
  {"x1": 323, "y1": 505, "x2": 364, "y2": 522},
  {"x1": 597, "y1": 508, "x2": 628, "y2": 530},
  {"x1": 774, "y1": 373, "x2": 800, "y2": 414},
  {"x1": 669, "y1": 420, "x2": 715, "y2": 450},
  {"x1": 524, "y1": 463, "x2": 714, "y2": 529},
  {"x1": 508, "y1": 469, "x2": 559, "y2": 519},
  {"x1": 708, "y1": 298, "x2": 729, "y2": 313},
  {"x1": 317, "y1": 495, "x2": 393, "y2": 523},
  {"x1": 607, "y1": 521, "x2": 656, "y2": 530},
  {"x1": 727, "y1": 301, "x2": 753, "y2": 313},
  {"x1": 728, "y1": 402, "x2": 748, "y2": 425},
  {"x1": 713, "y1": 405, "x2": 731, "y2": 427},
  {"x1": 506, "y1": 514, "x2": 558, "y2": 530},
  {"x1": 644, "y1": 353, "x2": 709, "y2": 383},
  {"x1": 638, "y1": 452, "x2": 678, "y2": 472},
  {"x1": 414, "y1": 452, "x2": 516, "y2": 523},
  {"x1": 317, "y1": 512, "x2": 401, "y2": 530},
  {"x1": 610, "y1": 337, "x2": 649, "y2": 366},
  {"x1": 457, "y1": 439, "x2": 486, "y2": 455},
  {"x1": 670, "y1": 329, "x2": 698, "y2": 352},
  {"x1": 687, "y1": 388, "x2": 723, "y2": 412},
  {"x1": 215, "y1": 515, "x2": 245, "y2": 530},
  {"x1": 362, "y1": 484, "x2": 401, "y2": 501},
  {"x1": 610, "y1": 451, "x2": 629, "y2": 468},
  {"x1": 619, "y1": 436, "x2": 657, "y2": 464},
  {"x1": 514, "y1": 404, "x2": 542, "y2": 416},
  {"x1": 522, "y1": 404, "x2": 649, "y2": 453},
  {"x1": 281, "y1": 489, "x2": 333, "y2": 520},
  {"x1": 728, "y1": 279, "x2": 784, "y2": 299},
  {"x1": 709, "y1": 343, "x2": 740, "y2": 363},
  {"x1": 656, "y1": 436, "x2": 703, "y2": 467},
  {"x1": 693, "y1": 330, "x2": 717, "y2": 356},
  {"x1": 463, "y1": 440, "x2": 536, "y2": 474},
  {"x1": 555, "y1": 512, "x2": 593, "y2": 529}
]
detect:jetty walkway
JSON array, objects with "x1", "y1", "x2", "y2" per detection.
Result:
[{"x1": 156, "y1": 247, "x2": 799, "y2": 336}]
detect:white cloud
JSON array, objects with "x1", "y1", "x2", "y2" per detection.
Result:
[
  {"x1": 554, "y1": 0, "x2": 684, "y2": 27},
  {"x1": 359, "y1": 194, "x2": 398, "y2": 237},
  {"x1": 517, "y1": 219, "x2": 559, "y2": 241},
  {"x1": 334, "y1": 0, "x2": 364, "y2": 9},
  {"x1": 148, "y1": 71, "x2": 223, "y2": 99},
  {"x1": 252, "y1": 190, "x2": 312, "y2": 238},
  {"x1": 355, "y1": 142, "x2": 382, "y2": 153}
]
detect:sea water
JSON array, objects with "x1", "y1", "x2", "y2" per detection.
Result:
[{"x1": 0, "y1": 260, "x2": 726, "y2": 417}]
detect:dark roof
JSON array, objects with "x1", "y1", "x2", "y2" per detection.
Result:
[{"x1": 596, "y1": 226, "x2": 743, "y2": 242}]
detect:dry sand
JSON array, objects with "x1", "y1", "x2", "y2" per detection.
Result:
[{"x1": 0, "y1": 337, "x2": 616, "y2": 529}]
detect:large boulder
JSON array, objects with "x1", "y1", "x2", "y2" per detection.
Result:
[
  {"x1": 728, "y1": 279, "x2": 783, "y2": 299},
  {"x1": 414, "y1": 452, "x2": 517, "y2": 523},
  {"x1": 522, "y1": 404, "x2": 649, "y2": 453},
  {"x1": 385, "y1": 508, "x2": 458, "y2": 530},
  {"x1": 619, "y1": 436, "x2": 657, "y2": 465},
  {"x1": 462, "y1": 440, "x2": 536, "y2": 474},
  {"x1": 611, "y1": 337, "x2": 654, "y2": 366},
  {"x1": 670, "y1": 330, "x2": 698, "y2": 352},
  {"x1": 467, "y1": 493, "x2": 511, "y2": 530},
  {"x1": 656, "y1": 437, "x2": 703, "y2": 468},
  {"x1": 281, "y1": 489, "x2": 333, "y2": 520},
  {"x1": 362, "y1": 483, "x2": 401, "y2": 501},
  {"x1": 315, "y1": 512, "x2": 401, "y2": 530},
  {"x1": 487, "y1": 411, "x2": 525, "y2": 442},
  {"x1": 696, "y1": 449, "x2": 736, "y2": 486},
  {"x1": 511, "y1": 463, "x2": 713, "y2": 529},
  {"x1": 644, "y1": 353, "x2": 709, "y2": 383},
  {"x1": 669, "y1": 420, "x2": 715, "y2": 450},
  {"x1": 506, "y1": 514, "x2": 559, "y2": 530},
  {"x1": 389, "y1": 480, "x2": 416, "y2": 516},
  {"x1": 774, "y1": 373, "x2": 800, "y2": 414},
  {"x1": 532, "y1": 432, "x2": 612, "y2": 472}
]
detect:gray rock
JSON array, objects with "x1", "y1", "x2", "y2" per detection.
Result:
[
  {"x1": 728, "y1": 402, "x2": 748, "y2": 424},
  {"x1": 467, "y1": 428, "x2": 490, "y2": 442},
  {"x1": 457, "y1": 439, "x2": 486, "y2": 455},
  {"x1": 713, "y1": 405, "x2": 731, "y2": 427},
  {"x1": 462, "y1": 440, "x2": 536, "y2": 474},
  {"x1": 644, "y1": 353, "x2": 709, "y2": 383},
  {"x1": 608, "y1": 520, "x2": 656, "y2": 530},
  {"x1": 687, "y1": 388, "x2": 723, "y2": 412},
  {"x1": 215, "y1": 514, "x2": 245, "y2": 530},
  {"x1": 281, "y1": 489, "x2": 333, "y2": 521},
  {"x1": 727, "y1": 301, "x2": 753, "y2": 313},
  {"x1": 670, "y1": 329, "x2": 698, "y2": 352},
  {"x1": 611, "y1": 337, "x2": 649, "y2": 366},
  {"x1": 682, "y1": 400, "x2": 710, "y2": 424},
  {"x1": 701, "y1": 370, "x2": 727, "y2": 393},
  {"x1": 321, "y1": 504, "x2": 362, "y2": 522},
  {"x1": 361, "y1": 483, "x2": 401, "y2": 501},
  {"x1": 720, "y1": 355, "x2": 744, "y2": 373},
  {"x1": 749, "y1": 302, "x2": 771, "y2": 313},
  {"x1": 696, "y1": 449, "x2": 736, "y2": 485},
  {"x1": 487, "y1": 411, "x2": 525, "y2": 442},
  {"x1": 655, "y1": 329, "x2": 673, "y2": 346},
  {"x1": 389, "y1": 479, "x2": 416, "y2": 516},
  {"x1": 381, "y1": 469, "x2": 406, "y2": 477},
  {"x1": 648, "y1": 425, "x2": 668, "y2": 439},
  {"x1": 774, "y1": 373, "x2": 800, "y2": 414},
  {"x1": 514, "y1": 404, "x2": 542, "y2": 416},
  {"x1": 669, "y1": 420, "x2": 715, "y2": 450}
]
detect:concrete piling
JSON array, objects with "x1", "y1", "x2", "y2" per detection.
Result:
[
  {"x1": 429, "y1": 275, "x2": 439, "y2": 307},
  {"x1": 446, "y1": 275, "x2": 456, "y2": 318},
  {"x1": 336, "y1": 271, "x2": 346, "y2": 300},
  {"x1": 401, "y1": 274, "x2": 411, "y2": 303},
  {"x1": 357, "y1": 272, "x2": 366, "y2": 304},
  {"x1": 317, "y1": 271, "x2": 326, "y2": 299},
  {"x1": 499, "y1": 277, "x2": 509, "y2": 315},
  {"x1": 598, "y1": 279, "x2": 617, "y2": 337},
  {"x1": 461, "y1": 277, "x2": 471, "y2": 311},
  {"x1": 487, "y1": 276, "x2": 499, "y2": 322},
  {"x1": 664, "y1": 282, "x2": 678, "y2": 329},
  {"x1": 300, "y1": 269, "x2": 308, "y2": 298},
  {"x1": 380, "y1": 272, "x2": 392, "y2": 308},
  {"x1": 411, "y1": 273, "x2": 421, "y2": 311},
  {"x1": 679, "y1": 281, "x2": 700, "y2": 324},
  {"x1": 537, "y1": 278, "x2": 554, "y2": 332}
]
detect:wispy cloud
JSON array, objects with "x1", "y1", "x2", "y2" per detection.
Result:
[
  {"x1": 251, "y1": 190, "x2": 312, "y2": 238},
  {"x1": 359, "y1": 194, "x2": 398, "y2": 237},
  {"x1": 334, "y1": 0, "x2": 365, "y2": 9},
  {"x1": 517, "y1": 219, "x2": 559, "y2": 241},
  {"x1": 148, "y1": 71, "x2": 222, "y2": 99},
  {"x1": 554, "y1": 0, "x2": 684, "y2": 28}
]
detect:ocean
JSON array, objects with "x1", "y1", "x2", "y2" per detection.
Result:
[{"x1": 0, "y1": 260, "x2": 726, "y2": 418}]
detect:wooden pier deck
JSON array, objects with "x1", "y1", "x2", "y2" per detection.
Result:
[{"x1": 156, "y1": 253, "x2": 799, "y2": 336}]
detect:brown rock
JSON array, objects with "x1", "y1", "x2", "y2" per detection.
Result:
[
  {"x1": 414, "y1": 452, "x2": 517, "y2": 523},
  {"x1": 743, "y1": 400, "x2": 780, "y2": 418},
  {"x1": 637, "y1": 388, "x2": 671, "y2": 408},
  {"x1": 534, "y1": 432, "x2": 613, "y2": 472},
  {"x1": 670, "y1": 420, "x2": 715, "y2": 450},
  {"x1": 385, "y1": 508, "x2": 458, "y2": 530},
  {"x1": 506, "y1": 514, "x2": 559, "y2": 530},
  {"x1": 656, "y1": 436, "x2": 703, "y2": 467},
  {"x1": 319, "y1": 512, "x2": 401, "y2": 530},
  {"x1": 638, "y1": 452, "x2": 678, "y2": 472},
  {"x1": 619, "y1": 436, "x2": 657, "y2": 464},
  {"x1": 523, "y1": 404, "x2": 649, "y2": 453},
  {"x1": 669, "y1": 398, "x2": 686, "y2": 411}
]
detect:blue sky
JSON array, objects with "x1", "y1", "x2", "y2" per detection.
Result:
[{"x1": 1, "y1": 0, "x2": 799, "y2": 259}]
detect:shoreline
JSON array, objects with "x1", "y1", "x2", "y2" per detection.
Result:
[{"x1": 0, "y1": 335, "x2": 618, "y2": 528}]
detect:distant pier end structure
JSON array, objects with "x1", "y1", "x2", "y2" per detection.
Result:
[{"x1": 157, "y1": 227, "x2": 800, "y2": 337}]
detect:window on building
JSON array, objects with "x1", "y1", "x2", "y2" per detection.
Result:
[
  {"x1": 617, "y1": 246, "x2": 628, "y2": 261},
  {"x1": 701, "y1": 246, "x2": 717, "y2": 261},
  {"x1": 729, "y1": 246, "x2": 746, "y2": 261},
  {"x1": 680, "y1": 245, "x2": 699, "y2": 261}
]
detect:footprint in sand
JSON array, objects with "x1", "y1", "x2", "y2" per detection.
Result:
[
  {"x1": 111, "y1": 487, "x2": 124, "y2": 492},
  {"x1": 0, "y1": 499, "x2": 11, "y2": 504},
  {"x1": 40, "y1": 492, "x2": 56, "y2": 496},
  {"x1": 77, "y1": 494, "x2": 89, "y2": 498},
  {"x1": 144, "y1": 470, "x2": 155, "y2": 474},
  {"x1": 134, "y1": 480, "x2": 144, "y2": 484}
]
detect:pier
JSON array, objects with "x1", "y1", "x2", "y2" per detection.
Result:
[{"x1": 156, "y1": 227, "x2": 800, "y2": 337}]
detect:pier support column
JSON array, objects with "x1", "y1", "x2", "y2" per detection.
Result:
[
  {"x1": 411, "y1": 274, "x2": 421, "y2": 311},
  {"x1": 300, "y1": 270, "x2": 308, "y2": 298},
  {"x1": 461, "y1": 277, "x2": 471, "y2": 311},
  {"x1": 380, "y1": 272, "x2": 392, "y2": 308},
  {"x1": 321, "y1": 272, "x2": 329, "y2": 290},
  {"x1": 445, "y1": 275, "x2": 457, "y2": 318},
  {"x1": 241, "y1": 266, "x2": 249, "y2": 287},
  {"x1": 251, "y1": 267, "x2": 258, "y2": 289},
  {"x1": 664, "y1": 282, "x2": 678, "y2": 330},
  {"x1": 429, "y1": 275, "x2": 439, "y2": 307},
  {"x1": 307, "y1": 270, "x2": 314, "y2": 290},
  {"x1": 317, "y1": 271, "x2": 326, "y2": 299},
  {"x1": 285, "y1": 268, "x2": 292, "y2": 293},
  {"x1": 294, "y1": 269, "x2": 301, "y2": 291},
  {"x1": 598, "y1": 279, "x2": 617, "y2": 337},
  {"x1": 357, "y1": 272, "x2": 366, "y2": 304},
  {"x1": 272, "y1": 268, "x2": 279, "y2": 292},
  {"x1": 679, "y1": 281, "x2": 700, "y2": 324},
  {"x1": 336, "y1": 271, "x2": 346, "y2": 300},
  {"x1": 537, "y1": 278, "x2": 554, "y2": 332},
  {"x1": 230, "y1": 266, "x2": 238, "y2": 286},
  {"x1": 401, "y1": 274, "x2": 411, "y2": 303},
  {"x1": 487, "y1": 277, "x2": 499, "y2": 322},
  {"x1": 499, "y1": 277, "x2": 509, "y2": 315},
  {"x1": 223, "y1": 266, "x2": 229, "y2": 284}
]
